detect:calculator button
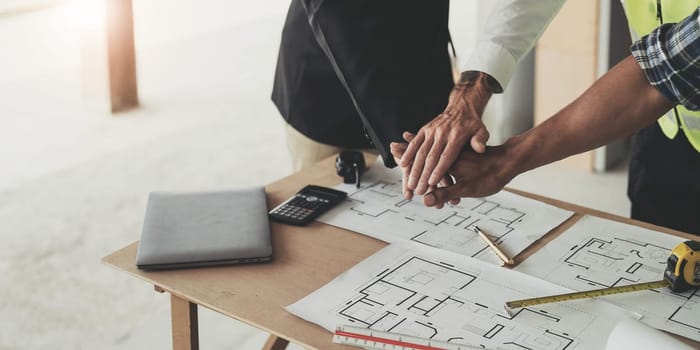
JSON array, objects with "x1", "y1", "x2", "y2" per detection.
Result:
[{"x1": 306, "y1": 196, "x2": 318, "y2": 202}]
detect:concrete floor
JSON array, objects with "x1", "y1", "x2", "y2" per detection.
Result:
[{"x1": 0, "y1": 1, "x2": 630, "y2": 349}]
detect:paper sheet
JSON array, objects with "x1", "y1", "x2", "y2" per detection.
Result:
[
  {"x1": 606, "y1": 319, "x2": 695, "y2": 350},
  {"x1": 318, "y1": 165, "x2": 573, "y2": 265},
  {"x1": 514, "y1": 215, "x2": 700, "y2": 342},
  {"x1": 287, "y1": 240, "x2": 634, "y2": 350}
]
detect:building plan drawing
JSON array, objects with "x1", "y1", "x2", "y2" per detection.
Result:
[
  {"x1": 514, "y1": 215, "x2": 699, "y2": 341},
  {"x1": 287, "y1": 240, "x2": 634, "y2": 350},
  {"x1": 318, "y1": 165, "x2": 573, "y2": 265}
]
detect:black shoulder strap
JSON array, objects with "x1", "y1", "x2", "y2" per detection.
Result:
[{"x1": 300, "y1": 0, "x2": 396, "y2": 167}]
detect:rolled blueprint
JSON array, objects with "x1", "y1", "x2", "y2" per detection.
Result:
[{"x1": 606, "y1": 319, "x2": 695, "y2": 350}]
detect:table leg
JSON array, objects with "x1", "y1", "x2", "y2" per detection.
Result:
[
  {"x1": 171, "y1": 294, "x2": 199, "y2": 350},
  {"x1": 262, "y1": 334, "x2": 289, "y2": 350}
]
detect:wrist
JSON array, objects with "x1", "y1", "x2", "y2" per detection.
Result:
[
  {"x1": 447, "y1": 71, "x2": 497, "y2": 117},
  {"x1": 458, "y1": 71, "x2": 503, "y2": 94},
  {"x1": 498, "y1": 132, "x2": 538, "y2": 183}
]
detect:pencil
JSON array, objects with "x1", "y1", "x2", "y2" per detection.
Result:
[{"x1": 473, "y1": 226, "x2": 514, "y2": 266}]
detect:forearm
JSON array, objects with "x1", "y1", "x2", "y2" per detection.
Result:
[{"x1": 503, "y1": 55, "x2": 674, "y2": 177}]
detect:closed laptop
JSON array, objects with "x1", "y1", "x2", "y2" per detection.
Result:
[{"x1": 136, "y1": 187, "x2": 272, "y2": 270}]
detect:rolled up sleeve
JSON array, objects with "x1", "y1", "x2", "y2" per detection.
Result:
[{"x1": 631, "y1": 7, "x2": 700, "y2": 111}]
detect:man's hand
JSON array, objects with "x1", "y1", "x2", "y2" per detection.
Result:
[
  {"x1": 398, "y1": 55, "x2": 678, "y2": 208},
  {"x1": 394, "y1": 135, "x2": 517, "y2": 208},
  {"x1": 391, "y1": 132, "x2": 458, "y2": 209},
  {"x1": 422, "y1": 145, "x2": 515, "y2": 207},
  {"x1": 391, "y1": 132, "x2": 417, "y2": 201},
  {"x1": 399, "y1": 71, "x2": 497, "y2": 196}
]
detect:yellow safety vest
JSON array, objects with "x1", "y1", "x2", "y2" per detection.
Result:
[{"x1": 622, "y1": 0, "x2": 700, "y2": 152}]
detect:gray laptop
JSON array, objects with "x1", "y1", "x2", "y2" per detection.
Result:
[{"x1": 136, "y1": 187, "x2": 272, "y2": 270}]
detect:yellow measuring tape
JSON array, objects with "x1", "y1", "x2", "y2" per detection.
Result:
[{"x1": 505, "y1": 280, "x2": 671, "y2": 309}]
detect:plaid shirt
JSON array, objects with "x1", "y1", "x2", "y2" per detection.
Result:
[{"x1": 631, "y1": 7, "x2": 700, "y2": 111}]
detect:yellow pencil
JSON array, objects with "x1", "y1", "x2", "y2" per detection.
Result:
[{"x1": 473, "y1": 226, "x2": 514, "y2": 266}]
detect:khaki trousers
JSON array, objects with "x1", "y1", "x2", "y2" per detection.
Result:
[{"x1": 285, "y1": 124, "x2": 375, "y2": 171}]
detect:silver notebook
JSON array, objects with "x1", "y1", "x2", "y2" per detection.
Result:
[{"x1": 136, "y1": 187, "x2": 272, "y2": 270}]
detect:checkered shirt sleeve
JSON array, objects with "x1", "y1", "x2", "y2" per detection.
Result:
[{"x1": 631, "y1": 7, "x2": 700, "y2": 111}]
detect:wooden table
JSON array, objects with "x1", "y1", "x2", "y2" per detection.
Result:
[{"x1": 102, "y1": 155, "x2": 697, "y2": 350}]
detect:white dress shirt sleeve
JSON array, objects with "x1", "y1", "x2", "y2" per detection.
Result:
[{"x1": 463, "y1": 0, "x2": 567, "y2": 91}]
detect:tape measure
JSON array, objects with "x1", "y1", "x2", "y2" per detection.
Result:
[
  {"x1": 506, "y1": 240, "x2": 700, "y2": 310},
  {"x1": 333, "y1": 325, "x2": 482, "y2": 350},
  {"x1": 505, "y1": 280, "x2": 670, "y2": 309}
]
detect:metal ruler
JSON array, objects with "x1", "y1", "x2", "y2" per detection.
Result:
[
  {"x1": 505, "y1": 280, "x2": 670, "y2": 309},
  {"x1": 333, "y1": 325, "x2": 484, "y2": 350}
]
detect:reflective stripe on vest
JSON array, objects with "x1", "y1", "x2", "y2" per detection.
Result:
[{"x1": 622, "y1": 0, "x2": 700, "y2": 152}]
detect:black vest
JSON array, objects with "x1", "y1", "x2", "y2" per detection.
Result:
[{"x1": 272, "y1": 0, "x2": 453, "y2": 167}]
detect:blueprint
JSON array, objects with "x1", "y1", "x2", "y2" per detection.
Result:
[
  {"x1": 318, "y1": 165, "x2": 573, "y2": 265},
  {"x1": 287, "y1": 240, "x2": 634, "y2": 350},
  {"x1": 514, "y1": 215, "x2": 700, "y2": 342}
]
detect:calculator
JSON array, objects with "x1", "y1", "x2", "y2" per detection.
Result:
[{"x1": 268, "y1": 185, "x2": 348, "y2": 225}]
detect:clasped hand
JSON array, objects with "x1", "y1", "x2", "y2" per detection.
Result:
[
  {"x1": 390, "y1": 75, "x2": 498, "y2": 208},
  {"x1": 391, "y1": 132, "x2": 513, "y2": 208}
]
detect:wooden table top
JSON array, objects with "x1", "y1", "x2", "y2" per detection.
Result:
[{"x1": 102, "y1": 155, "x2": 697, "y2": 350}]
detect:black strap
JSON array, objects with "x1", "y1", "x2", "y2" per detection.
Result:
[
  {"x1": 301, "y1": 0, "x2": 396, "y2": 167},
  {"x1": 447, "y1": 31, "x2": 457, "y2": 59}
]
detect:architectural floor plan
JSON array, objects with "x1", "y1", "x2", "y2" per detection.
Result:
[
  {"x1": 319, "y1": 166, "x2": 573, "y2": 265},
  {"x1": 515, "y1": 215, "x2": 699, "y2": 341},
  {"x1": 288, "y1": 241, "x2": 631, "y2": 350}
]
